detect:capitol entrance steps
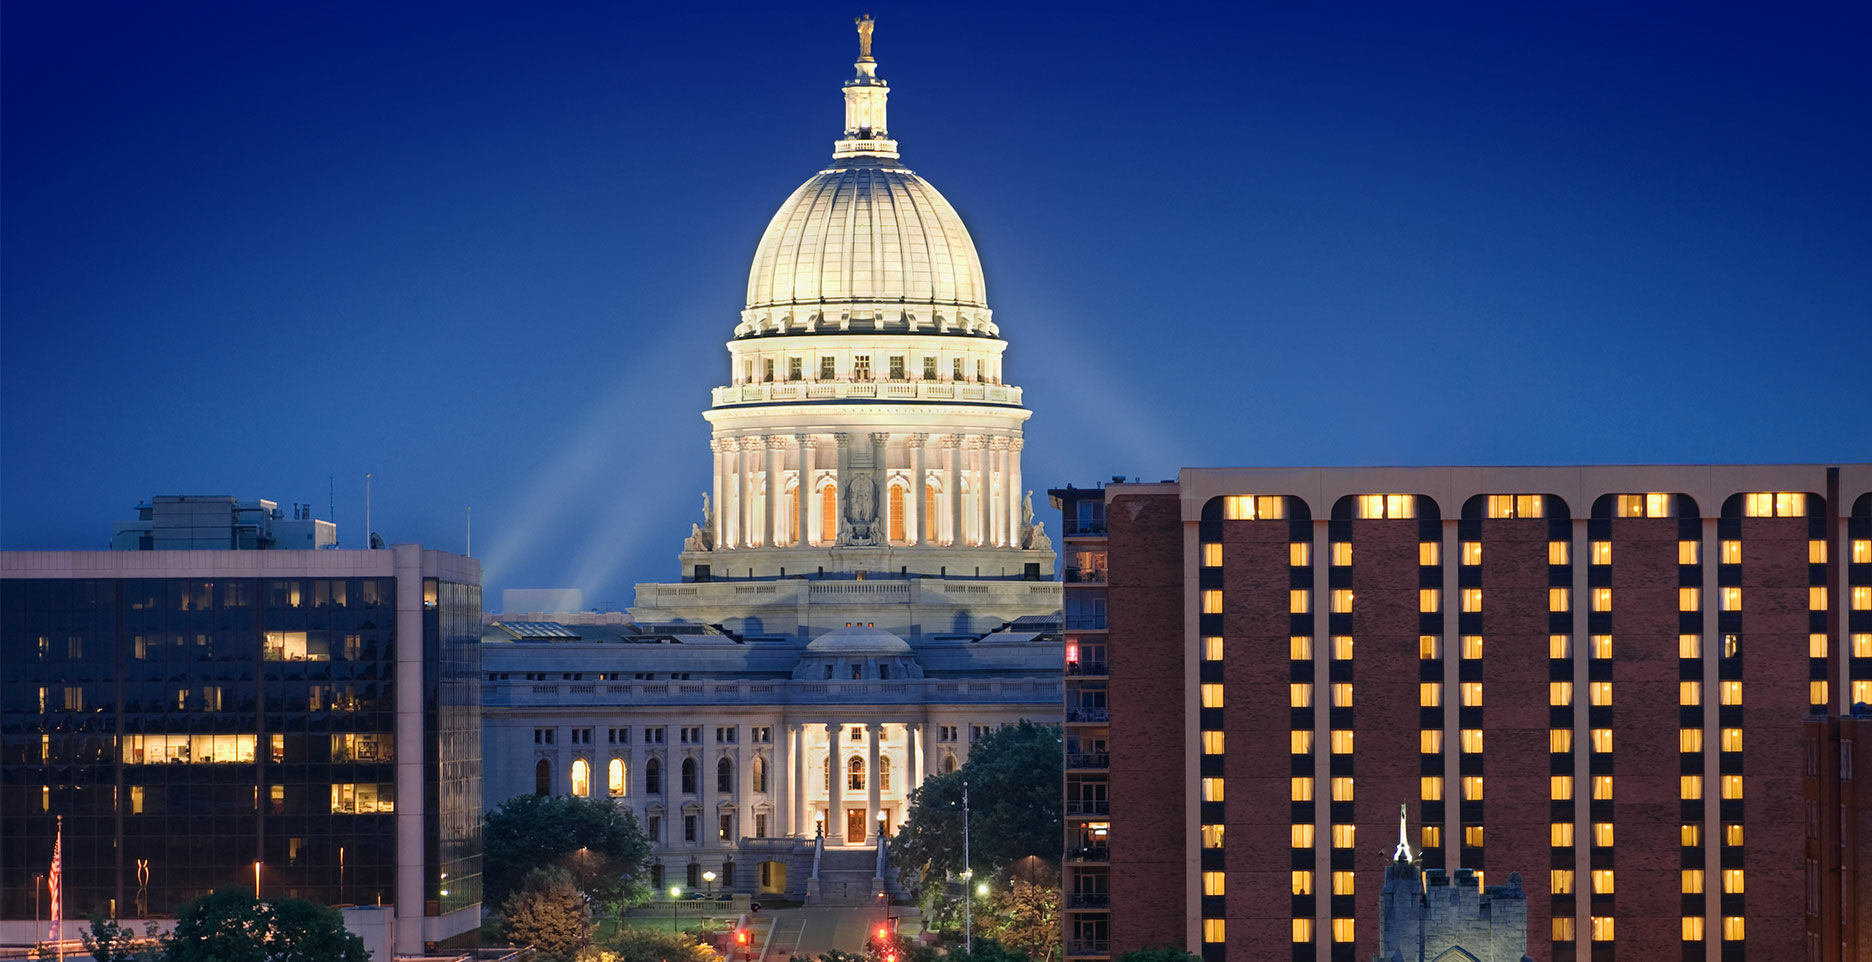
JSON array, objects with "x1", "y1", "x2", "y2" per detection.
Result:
[{"x1": 806, "y1": 846, "x2": 903, "y2": 906}]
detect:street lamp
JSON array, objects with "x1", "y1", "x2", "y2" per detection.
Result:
[
  {"x1": 254, "y1": 860, "x2": 263, "y2": 899},
  {"x1": 669, "y1": 885, "x2": 681, "y2": 931},
  {"x1": 702, "y1": 870, "x2": 717, "y2": 899}
]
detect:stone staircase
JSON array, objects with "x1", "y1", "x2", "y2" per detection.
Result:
[{"x1": 807, "y1": 846, "x2": 902, "y2": 906}]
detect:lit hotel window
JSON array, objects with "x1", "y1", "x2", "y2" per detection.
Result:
[
  {"x1": 1202, "y1": 824, "x2": 1224, "y2": 848},
  {"x1": 1591, "y1": 588, "x2": 1612, "y2": 612},
  {"x1": 1290, "y1": 590, "x2": 1311, "y2": 614},
  {"x1": 1591, "y1": 729, "x2": 1612, "y2": 753},
  {"x1": 1201, "y1": 778, "x2": 1224, "y2": 802},
  {"x1": 1720, "y1": 539, "x2": 1741, "y2": 564},
  {"x1": 1204, "y1": 636, "x2": 1224, "y2": 661},
  {"x1": 1462, "y1": 776, "x2": 1484, "y2": 800},
  {"x1": 1290, "y1": 683, "x2": 1312, "y2": 708},
  {"x1": 1421, "y1": 635, "x2": 1442, "y2": 659},
  {"x1": 1331, "y1": 777, "x2": 1355, "y2": 802},
  {"x1": 1719, "y1": 681, "x2": 1742, "y2": 706},
  {"x1": 1678, "y1": 540, "x2": 1700, "y2": 564},
  {"x1": 1721, "y1": 728, "x2": 1743, "y2": 752},
  {"x1": 1680, "y1": 681, "x2": 1702, "y2": 706},
  {"x1": 1421, "y1": 776, "x2": 1443, "y2": 801},
  {"x1": 1553, "y1": 918, "x2": 1575, "y2": 942},
  {"x1": 1551, "y1": 822, "x2": 1574, "y2": 846},
  {"x1": 1679, "y1": 729, "x2": 1701, "y2": 752},
  {"x1": 1549, "y1": 588, "x2": 1570, "y2": 612},
  {"x1": 1420, "y1": 682, "x2": 1442, "y2": 707},
  {"x1": 1421, "y1": 826, "x2": 1441, "y2": 848},
  {"x1": 1681, "y1": 775, "x2": 1703, "y2": 800},
  {"x1": 1812, "y1": 680, "x2": 1829, "y2": 704},
  {"x1": 1589, "y1": 682, "x2": 1612, "y2": 706},
  {"x1": 1549, "y1": 729, "x2": 1572, "y2": 753},
  {"x1": 1291, "y1": 730, "x2": 1313, "y2": 754},
  {"x1": 1461, "y1": 682, "x2": 1483, "y2": 707},
  {"x1": 1723, "y1": 916, "x2": 1745, "y2": 941},
  {"x1": 1332, "y1": 918, "x2": 1355, "y2": 943},
  {"x1": 1461, "y1": 729, "x2": 1483, "y2": 753},
  {"x1": 1223, "y1": 495, "x2": 1285, "y2": 520},
  {"x1": 1721, "y1": 775, "x2": 1743, "y2": 800},
  {"x1": 1551, "y1": 869, "x2": 1573, "y2": 894},
  {"x1": 1855, "y1": 539, "x2": 1872, "y2": 564},
  {"x1": 1332, "y1": 683, "x2": 1353, "y2": 708},
  {"x1": 1590, "y1": 540, "x2": 1611, "y2": 565},
  {"x1": 1461, "y1": 541, "x2": 1482, "y2": 566},
  {"x1": 1420, "y1": 588, "x2": 1441, "y2": 613},
  {"x1": 1858, "y1": 634, "x2": 1872, "y2": 658},
  {"x1": 1290, "y1": 542, "x2": 1311, "y2": 567},
  {"x1": 1332, "y1": 542, "x2": 1352, "y2": 566},
  {"x1": 1421, "y1": 730, "x2": 1442, "y2": 753},
  {"x1": 1292, "y1": 777, "x2": 1314, "y2": 801},
  {"x1": 1723, "y1": 869, "x2": 1744, "y2": 893},
  {"x1": 1291, "y1": 919, "x2": 1313, "y2": 943},
  {"x1": 1487, "y1": 494, "x2": 1545, "y2": 518},
  {"x1": 1812, "y1": 586, "x2": 1832, "y2": 610},
  {"x1": 1551, "y1": 777, "x2": 1573, "y2": 801},
  {"x1": 1461, "y1": 588, "x2": 1482, "y2": 612},
  {"x1": 1592, "y1": 869, "x2": 1614, "y2": 894},
  {"x1": 1202, "y1": 731, "x2": 1225, "y2": 755},
  {"x1": 1682, "y1": 869, "x2": 1704, "y2": 893},
  {"x1": 1591, "y1": 916, "x2": 1614, "y2": 942},
  {"x1": 1356, "y1": 494, "x2": 1415, "y2": 519},
  {"x1": 1725, "y1": 824, "x2": 1744, "y2": 846},
  {"x1": 1333, "y1": 635, "x2": 1353, "y2": 660},
  {"x1": 1292, "y1": 870, "x2": 1313, "y2": 895},
  {"x1": 1331, "y1": 589, "x2": 1354, "y2": 613},
  {"x1": 1419, "y1": 541, "x2": 1440, "y2": 565},
  {"x1": 1201, "y1": 589, "x2": 1222, "y2": 614},
  {"x1": 1615, "y1": 492, "x2": 1672, "y2": 517},
  {"x1": 1682, "y1": 824, "x2": 1701, "y2": 846},
  {"x1": 1549, "y1": 634, "x2": 1571, "y2": 658},
  {"x1": 1682, "y1": 917, "x2": 1704, "y2": 941},
  {"x1": 1202, "y1": 919, "x2": 1225, "y2": 944},
  {"x1": 1591, "y1": 635, "x2": 1613, "y2": 659},
  {"x1": 1462, "y1": 635, "x2": 1483, "y2": 659},
  {"x1": 1290, "y1": 824, "x2": 1314, "y2": 847},
  {"x1": 1811, "y1": 633, "x2": 1828, "y2": 657},
  {"x1": 1201, "y1": 543, "x2": 1222, "y2": 567},
  {"x1": 1593, "y1": 823, "x2": 1614, "y2": 847},
  {"x1": 1332, "y1": 824, "x2": 1356, "y2": 848},
  {"x1": 1332, "y1": 729, "x2": 1354, "y2": 754},
  {"x1": 1592, "y1": 776, "x2": 1614, "y2": 800},
  {"x1": 1742, "y1": 491, "x2": 1805, "y2": 517},
  {"x1": 1203, "y1": 872, "x2": 1225, "y2": 896},
  {"x1": 1333, "y1": 871, "x2": 1355, "y2": 896},
  {"x1": 1548, "y1": 540, "x2": 1570, "y2": 565},
  {"x1": 1679, "y1": 634, "x2": 1701, "y2": 658},
  {"x1": 1201, "y1": 684, "x2": 1223, "y2": 708},
  {"x1": 1290, "y1": 636, "x2": 1312, "y2": 660},
  {"x1": 1720, "y1": 587, "x2": 1741, "y2": 611}
]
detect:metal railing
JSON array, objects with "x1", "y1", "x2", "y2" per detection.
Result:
[
  {"x1": 1066, "y1": 708, "x2": 1109, "y2": 723},
  {"x1": 1065, "y1": 845, "x2": 1111, "y2": 862},
  {"x1": 1065, "y1": 799, "x2": 1110, "y2": 816},
  {"x1": 1066, "y1": 892, "x2": 1111, "y2": 908},
  {"x1": 1065, "y1": 752, "x2": 1110, "y2": 769},
  {"x1": 1066, "y1": 940, "x2": 1112, "y2": 956}
]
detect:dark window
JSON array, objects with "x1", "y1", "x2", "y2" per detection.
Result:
[
  {"x1": 718, "y1": 757, "x2": 733, "y2": 792},
  {"x1": 535, "y1": 758, "x2": 551, "y2": 796},
  {"x1": 646, "y1": 757, "x2": 662, "y2": 794},
  {"x1": 681, "y1": 757, "x2": 698, "y2": 794}
]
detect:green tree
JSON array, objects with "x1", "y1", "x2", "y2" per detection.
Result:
[
  {"x1": 939, "y1": 938, "x2": 1031, "y2": 962},
  {"x1": 588, "y1": 925, "x2": 718, "y2": 962},
  {"x1": 502, "y1": 869, "x2": 594, "y2": 961},
  {"x1": 979, "y1": 879, "x2": 1059, "y2": 962},
  {"x1": 484, "y1": 794, "x2": 652, "y2": 911},
  {"x1": 159, "y1": 887, "x2": 368, "y2": 962},
  {"x1": 83, "y1": 910, "x2": 153, "y2": 962},
  {"x1": 892, "y1": 722, "x2": 1062, "y2": 887}
]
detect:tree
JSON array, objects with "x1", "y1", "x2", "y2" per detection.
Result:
[
  {"x1": 484, "y1": 794, "x2": 653, "y2": 911},
  {"x1": 159, "y1": 887, "x2": 368, "y2": 962},
  {"x1": 937, "y1": 938, "x2": 1031, "y2": 962},
  {"x1": 502, "y1": 869, "x2": 594, "y2": 961},
  {"x1": 892, "y1": 722, "x2": 1062, "y2": 887},
  {"x1": 588, "y1": 925, "x2": 718, "y2": 962},
  {"x1": 84, "y1": 911, "x2": 153, "y2": 962},
  {"x1": 980, "y1": 879, "x2": 1059, "y2": 962}
]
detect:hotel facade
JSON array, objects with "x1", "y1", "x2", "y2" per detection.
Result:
[{"x1": 1083, "y1": 464, "x2": 1872, "y2": 962}]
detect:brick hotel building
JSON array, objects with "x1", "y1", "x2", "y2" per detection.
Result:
[{"x1": 1067, "y1": 465, "x2": 1872, "y2": 962}]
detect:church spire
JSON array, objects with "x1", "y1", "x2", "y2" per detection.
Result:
[
  {"x1": 1393, "y1": 804, "x2": 1414, "y2": 862},
  {"x1": 835, "y1": 15, "x2": 900, "y2": 160}
]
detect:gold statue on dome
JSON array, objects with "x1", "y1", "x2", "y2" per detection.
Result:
[{"x1": 855, "y1": 14, "x2": 875, "y2": 60}]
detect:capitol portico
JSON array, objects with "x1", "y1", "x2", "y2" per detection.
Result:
[{"x1": 481, "y1": 17, "x2": 1063, "y2": 904}]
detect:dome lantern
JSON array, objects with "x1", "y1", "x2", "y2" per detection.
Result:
[{"x1": 836, "y1": 15, "x2": 898, "y2": 161}]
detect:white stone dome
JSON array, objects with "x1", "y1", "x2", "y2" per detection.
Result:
[
  {"x1": 805, "y1": 624, "x2": 912, "y2": 655},
  {"x1": 745, "y1": 159, "x2": 987, "y2": 314}
]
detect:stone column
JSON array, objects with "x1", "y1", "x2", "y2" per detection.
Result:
[
  {"x1": 909, "y1": 723, "x2": 924, "y2": 786},
  {"x1": 824, "y1": 723, "x2": 842, "y2": 842},
  {"x1": 711, "y1": 439, "x2": 726, "y2": 549},
  {"x1": 795, "y1": 435, "x2": 812, "y2": 547},
  {"x1": 945, "y1": 437, "x2": 963, "y2": 547},
  {"x1": 1007, "y1": 439, "x2": 1024, "y2": 548},
  {"x1": 790, "y1": 724, "x2": 806, "y2": 837},
  {"x1": 833, "y1": 433, "x2": 853, "y2": 546},
  {"x1": 741, "y1": 439, "x2": 759, "y2": 549},
  {"x1": 989, "y1": 439, "x2": 1008, "y2": 546},
  {"x1": 724, "y1": 442, "x2": 741, "y2": 548},
  {"x1": 975, "y1": 438, "x2": 992, "y2": 547},
  {"x1": 866, "y1": 723, "x2": 883, "y2": 841},
  {"x1": 764, "y1": 439, "x2": 781, "y2": 549},
  {"x1": 908, "y1": 434, "x2": 928, "y2": 545},
  {"x1": 871, "y1": 432, "x2": 891, "y2": 541}
]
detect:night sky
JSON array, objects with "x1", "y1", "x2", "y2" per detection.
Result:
[{"x1": 4, "y1": 1, "x2": 1868, "y2": 608}]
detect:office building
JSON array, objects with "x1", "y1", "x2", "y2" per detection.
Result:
[
  {"x1": 1088, "y1": 465, "x2": 1872, "y2": 962},
  {"x1": 110, "y1": 495, "x2": 337, "y2": 551},
  {"x1": 0, "y1": 544, "x2": 482, "y2": 955}
]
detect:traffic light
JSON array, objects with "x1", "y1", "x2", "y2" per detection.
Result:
[
  {"x1": 876, "y1": 926, "x2": 889, "y2": 942},
  {"x1": 735, "y1": 930, "x2": 750, "y2": 947},
  {"x1": 885, "y1": 952, "x2": 898, "y2": 962}
]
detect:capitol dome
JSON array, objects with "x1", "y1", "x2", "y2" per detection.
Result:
[
  {"x1": 745, "y1": 162, "x2": 987, "y2": 314},
  {"x1": 805, "y1": 624, "x2": 912, "y2": 655}
]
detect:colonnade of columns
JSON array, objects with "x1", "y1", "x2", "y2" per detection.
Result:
[
  {"x1": 708, "y1": 432, "x2": 1025, "y2": 553},
  {"x1": 775, "y1": 719, "x2": 941, "y2": 844}
]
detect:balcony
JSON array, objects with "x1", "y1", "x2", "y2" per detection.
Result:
[
  {"x1": 1066, "y1": 661, "x2": 1108, "y2": 677},
  {"x1": 712, "y1": 380, "x2": 1022, "y2": 407},
  {"x1": 1066, "y1": 799, "x2": 1110, "y2": 816},
  {"x1": 1066, "y1": 844, "x2": 1111, "y2": 863},
  {"x1": 1066, "y1": 941, "x2": 1111, "y2": 958},
  {"x1": 1066, "y1": 752, "x2": 1110, "y2": 770},
  {"x1": 1062, "y1": 567, "x2": 1108, "y2": 584},
  {"x1": 1066, "y1": 892, "x2": 1112, "y2": 909},
  {"x1": 1066, "y1": 707, "x2": 1109, "y2": 723},
  {"x1": 1060, "y1": 518, "x2": 1107, "y2": 537},
  {"x1": 1064, "y1": 614, "x2": 1107, "y2": 631}
]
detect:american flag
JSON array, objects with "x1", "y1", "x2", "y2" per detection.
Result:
[{"x1": 48, "y1": 816, "x2": 62, "y2": 947}]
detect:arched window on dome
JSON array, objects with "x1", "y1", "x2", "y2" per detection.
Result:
[
  {"x1": 888, "y1": 480, "x2": 907, "y2": 543},
  {"x1": 925, "y1": 480, "x2": 941, "y2": 543},
  {"x1": 608, "y1": 758, "x2": 627, "y2": 797},
  {"x1": 820, "y1": 482, "x2": 838, "y2": 543},
  {"x1": 570, "y1": 758, "x2": 591, "y2": 797},
  {"x1": 848, "y1": 755, "x2": 866, "y2": 791}
]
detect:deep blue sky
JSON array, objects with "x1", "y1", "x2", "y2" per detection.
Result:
[{"x1": 5, "y1": 1, "x2": 1868, "y2": 608}]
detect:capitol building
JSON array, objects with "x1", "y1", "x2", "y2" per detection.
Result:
[{"x1": 481, "y1": 18, "x2": 1062, "y2": 902}]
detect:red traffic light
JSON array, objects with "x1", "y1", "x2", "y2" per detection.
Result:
[
  {"x1": 876, "y1": 927, "x2": 889, "y2": 941},
  {"x1": 885, "y1": 953, "x2": 898, "y2": 962},
  {"x1": 735, "y1": 930, "x2": 749, "y2": 945}
]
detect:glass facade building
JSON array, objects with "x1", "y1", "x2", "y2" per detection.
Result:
[{"x1": 0, "y1": 545, "x2": 481, "y2": 954}]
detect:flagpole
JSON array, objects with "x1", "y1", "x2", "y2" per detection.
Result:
[{"x1": 52, "y1": 814, "x2": 64, "y2": 962}]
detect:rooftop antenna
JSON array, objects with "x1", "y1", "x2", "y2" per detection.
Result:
[{"x1": 365, "y1": 473, "x2": 373, "y2": 549}]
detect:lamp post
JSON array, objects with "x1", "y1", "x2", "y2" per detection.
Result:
[
  {"x1": 32, "y1": 873, "x2": 43, "y2": 956},
  {"x1": 703, "y1": 870, "x2": 717, "y2": 899},
  {"x1": 254, "y1": 860, "x2": 263, "y2": 899},
  {"x1": 670, "y1": 885, "x2": 681, "y2": 931},
  {"x1": 962, "y1": 780, "x2": 971, "y2": 954}
]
